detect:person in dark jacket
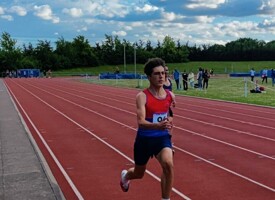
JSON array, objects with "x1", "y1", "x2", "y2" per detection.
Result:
[
  {"x1": 182, "y1": 70, "x2": 188, "y2": 90},
  {"x1": 203, "y1": 69, "x2": 210, "y2": 89}
]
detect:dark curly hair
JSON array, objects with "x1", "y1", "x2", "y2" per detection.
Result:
[{"x1": 144, "y1": 57, "x2": 166, "y2": 76}]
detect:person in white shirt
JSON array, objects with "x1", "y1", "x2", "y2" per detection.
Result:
[
  {"x1": 262, "y1": 68, "x2": 268, "y2": 84},
  {"x1": 188, "y1": 71, "x2": 194, "y2": 88},
  {"x1": 250, "y1": 68, "x2": 255, "y2": 82}
]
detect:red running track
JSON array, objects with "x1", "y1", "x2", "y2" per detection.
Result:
[{"x1": 4, "y1": 77, "x2": 275, "y2": 200}]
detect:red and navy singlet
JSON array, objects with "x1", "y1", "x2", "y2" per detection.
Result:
[{"x1": 137, "y1": 88, "x2": 173, "y2": 137}]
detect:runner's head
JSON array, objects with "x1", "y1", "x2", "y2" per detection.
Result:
[{"x1": 144, "y1": 57, "x2": 166, "y2": 77}]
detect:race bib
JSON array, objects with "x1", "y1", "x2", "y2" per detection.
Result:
[{"x1": 153, "y1": 113, "x2": 168, "y2": 123}]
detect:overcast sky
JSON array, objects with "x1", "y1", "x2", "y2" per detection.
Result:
[{"x1": 1, "y1": 0, "x2": 275, "y2": 47}]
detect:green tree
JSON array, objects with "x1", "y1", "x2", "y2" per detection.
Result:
[
  {"x1": 154, "y1": 40, "x2": 163, "y2": 59},
  {"x1": 55, "y1": 37, "x2": 74, "y2": 69},
  {"x1": 34, "y1": 40, "x2": 55, "y2": 70},
  {"x1": 98, "y1": 34, "x2": 116, "y2": 65},
  {"x1": 136, "y1": 40, "x2": 155, "y2": 64},
  {"x1": 205, "y1": 44, "x2": 225, "y2": 61},
  {"x1": 0, "y1": 32, "x2": 22, "y2": 71},
  {"x1": 20, "y1": 43, "x2": 40, "y2": 69},
  {"x1": 145, "y1": 40, "x2": 153, "y2": 52},
  {"x1": 71, "y1": 35, "x2": 98, "y2": 67},
  {"x1": 99, "y1": 34, "x2": 130, "y2": 65},
  {"x1": 264, "y1": 40, "x2": 275, "y2": 60},
  {"x1": 175, "y1": 40, "x2": 189, "y2": 62},
  {"x1": 161, "y1": 36, "x2": 177, "y2": 63}
]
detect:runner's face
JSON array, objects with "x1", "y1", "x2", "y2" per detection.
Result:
[{"x1": 149, "y1": 66, "x2": 165, "y2": 86}]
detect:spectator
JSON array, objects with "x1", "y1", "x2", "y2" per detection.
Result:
[
  {"x1": 262, "y1": 68, "x2": 268, "y2": 84},
  {"x1": 188, "y1": 71, "x2": 195, "y2": 88},
  {"x1": 163, "y1": 65, "x2": 172, "y2": 91},
  {"x1": 164, "y1": 66, "x2": 176, "y2": 109},
  {"x1": 250, "y1": 80, "x2": 262, "y2": 93},
  {"x1": 173, "y1": 69, "x2": 180, "y2": 90},
  {"x1": 47, "y1": 69, "x2": 52, "y2": 78},
  {"x1": 197, "y1": 67, "x2": 203, "y2": 90},
  {"x1": 250, "y1": 68, "x2": 255, "y2": 82},
  {"x1": 182, "y1": 70, "x2": 188, "y2": 90},
  {"x1": 271, "y1": 68, "x2": 275, "y2": 87},
  {"x1": 203, "y1": 69, "x2": 210, "y2": 89},
  {"x1": 114, "y1": 66, "x2": 120, "y2": 74}
]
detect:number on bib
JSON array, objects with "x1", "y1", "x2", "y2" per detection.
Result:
[{"x1": 153, "y1": 113, "x2": 168, "y2": 123}]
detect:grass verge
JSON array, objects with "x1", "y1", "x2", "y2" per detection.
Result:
[{"x1": 80, "y1": 75, "x2": 275, "y2": 107}]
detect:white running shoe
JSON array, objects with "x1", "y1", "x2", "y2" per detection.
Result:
[{"x1": 120, "y1": 170, "x2": 130, "y2": 192}]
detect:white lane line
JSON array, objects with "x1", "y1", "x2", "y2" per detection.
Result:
[
  {"x1": 177, "y1": 107, "x2": 275, "y2": 131},
  {"x1": 174, "y1": 145, "x2": 275, "y2": 193},
  {"x1": 179, "y1": 101, "x2": 275, "y2": 122},
  {"x1": 174, "y1": 125, "x2": 275, "y2": 161},
  {"x1": 9, "y1": 80, "x2": 192, "y2": 200},
  {"x1": 178, "y1": 96, "x2": 275, "y2": 115},
  {"x1": 174, "y1": 114, "x2": 275, "y2": 142}
]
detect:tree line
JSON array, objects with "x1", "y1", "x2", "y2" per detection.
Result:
[{"x1": 1, "y1": 31, "x2": 275, "y2": 74}]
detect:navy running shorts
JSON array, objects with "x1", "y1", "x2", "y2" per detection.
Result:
[{"x1": 134, "y1": 134, "x2": 172, "y2": 166}]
